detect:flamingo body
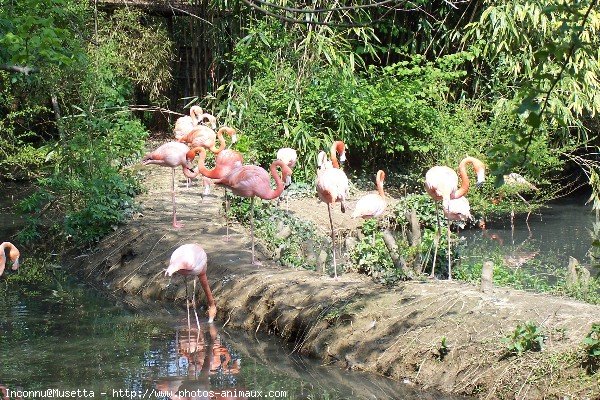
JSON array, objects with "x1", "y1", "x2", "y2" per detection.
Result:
[
  {"x1": 316, "y1": 167, "x2": 349, "y2": 212},
  {"x1": 425, "y1": 166, "x2": 459, "y2": 205},
  {"x1": 444, "y1": 196, "x2": 472, "y2": 221},
  {"x1": 179, "y1": 126, "x2": 218, "y2": 152},
  {"x1": 315, "y1": 143, "x2": 349, "y2": 280},
  {"x1": 352, "y1": 170, "x2": 387, "y2": 219},
  {"x1": 216, "y1": 163, "x2": 289, "y2": 200},
  {"x1": 174, "y1": 106, "x2": 204, "y2": 140},
  {"x1": 215, "y1": 160, "x2": 292, "y2": 264},
  {"x1": 142, "y1": 142, "x2": 194, "y2": 169},
  {"x1": 142, "y1": 142, "x2": 196, "y2": 228},
  {"x1": 0, "y1": 242, "x2": 20, "y2": 276},
  {"x1": 166, "y1": 243, "x2": 216, "y2": 324},
  {"x1": 277, "y1": 148, "x2": 298, "y2": 186}
]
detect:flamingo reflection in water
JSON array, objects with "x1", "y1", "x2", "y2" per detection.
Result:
[{"x1": 155, "y1": 322, "x2": 246, "y2": 400}]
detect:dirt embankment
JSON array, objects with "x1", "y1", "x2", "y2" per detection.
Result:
[{"x1": 66, "y1": 162, "x2": 600, "y2": 399}]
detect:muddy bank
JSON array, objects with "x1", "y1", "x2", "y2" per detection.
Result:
[{"x1": 66, "y1": 163, "x2": 600, "y2": 399}]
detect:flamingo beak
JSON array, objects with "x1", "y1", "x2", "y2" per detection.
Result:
[
  {"x1": 340, "y1": 152, "x2": 347, "y2": 163},
  {"x1": 285, "y1": 175, "x2": 292, "y2": 188},
  {"x1": 231, "y1": 133, "x2": 238, "y2": 144}
]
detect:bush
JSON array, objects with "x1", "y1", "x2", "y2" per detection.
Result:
[{"x1": 503, "y1": 321, "x2": 546, "y2": 355}]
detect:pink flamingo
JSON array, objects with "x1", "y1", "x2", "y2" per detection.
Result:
[
  {"x1": 173, "y1": 106, "x2": 204, "y2": 140},
  {"x1": 352, "y1": 170, "x2": 387, "y2": 220},
  {"x1": 180, "y1": 126, "x2": 235, "y2": 194},
  {"x1": 214, "y1": 160, "x2": 292, "y2": 265},
  {"x1": 276, "y1": 148, "x2": 297, "y2": 185},
  {"x1": 316, "y1": 147, "x2": 349, "y2": 279},
  {"x1": 165, "y1": 243, "x2": 217, "y2": 330},
  {"x1": 329, "y1": 140, "x2": 346, "y2": 168},
  {"x1": 444, "y1": 196, "x2": 472, "y2": 222},
  {"x1": 276, "y1": 147, "x2": 298, "y2": 210},
  {"x1": 142, "y1": 142, "x2": 197, "y2": 228},
  {"x1": 424, "y1": 156, "x2": 485, "y2": 279},
  {"x1": 0, "y1": 242, "x2": 20, "y2": 276},
  {"x1": 187, "y1": 127, "x2": 242, "y2": 241}
]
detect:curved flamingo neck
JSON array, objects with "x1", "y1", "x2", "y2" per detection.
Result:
[
  {"x1": 330, "y1": 141, "x2": 345, "y2": 169},
  {"x1": 376, "y1": 171, "x2": 385, "y2": 197},
  {"x1": 209, "y1": 127, "x2": 229, "y2": 155},
  {"x1": 190, "y1": 106, "x2": 203, "y2": 125},
  {"x1": 1, "y1": 242, "x2": 12, "y2": 251},
  {"x1": 187, "y1": 146, "x2": 219, "y2": 178},
  {"x1": 264, "y1": 160, "x2": 290, "y2": 200},
  {"x1": 453, "y1": 157, "x2": 484, "y2": 199}
]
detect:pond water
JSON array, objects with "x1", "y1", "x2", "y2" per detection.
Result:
[
  {"x1": 459, "y1": 192, "x2": 600, "y2": 276},
  {"x1": 0, "y1": 281, "x2": 467, "y2": 400}
]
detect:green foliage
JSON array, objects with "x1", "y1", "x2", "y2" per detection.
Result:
[
  {"x1": 0, "y1": 1, "x2": 167, "y2": 246},
  {"x1": 227, "y1": 195, "x2": 327, "y2": 270},
  {"x1": 348, "y1": 219, "x2": 401, "y2": 284},
  {"x1": 17, "y1": 112, "x2": 147, "y2": 244},
  {"x1": 503, "y1": 321, "x2": 546, "y2": 355},
  {"x1": 93, "y1": 9, "x2": 173, "y2": 102},
  {"x1": 583, "y1": 323, "x2": 600, "y2": 373},
  {"x1": 3, "y1": 257, "x2": 63, "y2": 297},
  {"x1": 436, "y1": 336, "x2": 450, "y2": 361},
  {"x1": 0, "y1": 0, "x2": 84, "y2": 68}
]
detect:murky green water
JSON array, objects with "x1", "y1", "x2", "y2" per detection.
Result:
[
  {"x1": 0, "y1": 280, "x2": 466, "y2": 400},
  {"x1": 460, "y1": 194, "x2": 600, "y2": 276}
]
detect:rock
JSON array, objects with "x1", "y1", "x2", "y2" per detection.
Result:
[{"x1": 481, "y1": 261, "x2": 494, "y2": 293}]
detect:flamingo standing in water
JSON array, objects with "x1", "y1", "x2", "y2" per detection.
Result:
[
  {"x1": 0, "y1": 242, "x2": 20, "y2": 276},
  {"x1": 142, "y1": 142, "x2": 197, "y2": 228},
  {"x1": 352, "y1": 170, "x2": 387, "y2": 220},
  {"x1": 214, "y1": 160, "x2": 292, "y2": 265},
  {"x1": 174, "y1": 106, "x2": 204, "y2": 140},
  {"x1": 276, "y1": 147, "x2": 297, "y2": 211},
  {"x1": 316, "y1": 144, "x2": 349, "y2": 279},
  {"x1": 187, "y1": 127, "x2": 242, "y2": 241},
  {"x1": 165, "y1": 243, "x2": 217, "y2": 331},
  {"x1": 424, "y1": 156, "x2": 485, "y2": 279}
]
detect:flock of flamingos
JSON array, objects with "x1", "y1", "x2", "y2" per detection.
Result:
[{"x1": 0, "y1": 105, "x2": 489, "y2": 330}]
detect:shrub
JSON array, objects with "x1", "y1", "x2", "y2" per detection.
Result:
[{"x1": 503, "y1": 321, "x2": 546, "y2": 355}]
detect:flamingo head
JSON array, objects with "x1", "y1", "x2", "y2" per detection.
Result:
[
  {"x1": 11, "y1": 256, "x2": 19, "y2": 271},
  {"x1": 474, "y1": 159, "x2": 486, "y2": 187},
  {"x1": 202, "y1": 113, "x2": 217, "y2": 129},
  {"x1": 141, "y1": 153, "x2": 153, "y2": 165},
  {"x1": 184, "y1": 150, "x2": 198, "y2": 172},
  {"x1": 333, "y1": 141, "x2": 346, "y2": 163},
  {"x1": 317, "y1": 151, "x2": 331, "y2": 170}
]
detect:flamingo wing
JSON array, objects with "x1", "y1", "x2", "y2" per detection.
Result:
[{"x1": 352, "y1": 193, "x2": 387, "y2": 219}]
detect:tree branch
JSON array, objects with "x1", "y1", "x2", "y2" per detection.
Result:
[
  {"x1": 0, "y1": 63, "x2": 38, "y2": 75},
  {"x1": 240, "y1": 0, "x2": 379, "y2": 27},
  {"x1": 248, "y1": 0, "x2": 401, "y2": 13}
]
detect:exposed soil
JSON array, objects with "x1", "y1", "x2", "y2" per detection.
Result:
[{"x1": 66, "y1": 155, "x2": 600, "y2": 399}]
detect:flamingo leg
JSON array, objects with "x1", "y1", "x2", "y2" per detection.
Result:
[
  {"x1": 199, "y1": 272, "x2": 216, "y2": 323},
  {"x1": 192, "y1": 278, "x2": 201, "y2": 330},
  {"x1": 327, "y1": 203, "x2": 338, "y2": 279},
  {"x1": 172, "y1": 168, "x2": 184, "y2": 229},
  {"x1": 431, "y1": 201, "x2": 441, "y2": 278},
  {"x1": 446, "y1": 218, "x2": 452, "y2": 280},
  {"x1": 250, "y1": 197, "x2": 262, "y2": 266},
  {"x1": 223, "y1": 189, "x2": 230, "y2": 242},
  {"x1": 185, "y1": 276, "x2": 191, "y2": 333}
]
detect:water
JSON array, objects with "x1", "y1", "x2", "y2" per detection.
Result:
[
  {"x1": 460, "y1": 193, "x2": 600, "y2": 275},
  {"x1": 0, "y1": 282, "x2": 465, "y2": 400}
]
